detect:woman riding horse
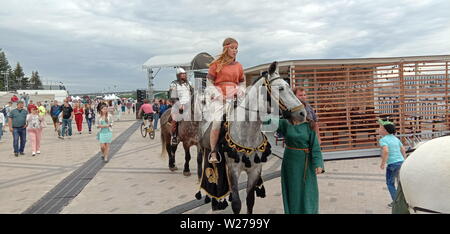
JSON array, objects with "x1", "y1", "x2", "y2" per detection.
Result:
[{"x1": 207, "y1": 37, "x2": 246, "y2": 164}]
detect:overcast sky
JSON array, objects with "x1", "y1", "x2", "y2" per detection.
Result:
[{"x1": 1, "y1": 0, "x2": 449, "y2": 94}]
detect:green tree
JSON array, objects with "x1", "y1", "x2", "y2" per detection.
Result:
[
  {"x1": 30, "y1": 71, "x2": 43, "y2": 89},
  {"x1": 12, "y1": 62, "x2": 25, "y2": 90},
  {"x1": 22, "y1": 76, "x2": 30, "y2": 90},
  {"x1": 0, "y1": 49, "x2": 11, "y2": 90}
]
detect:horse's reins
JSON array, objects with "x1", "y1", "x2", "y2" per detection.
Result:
[{"x1": 238, "y1": 75, "x2": 304, "y2": 114}]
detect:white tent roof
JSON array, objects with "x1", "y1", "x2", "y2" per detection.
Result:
[
  {"x1": 142, "y1": 52, "x2": 214, "y2": 70},
  {"x1": 104, "y1": 94, "x2": 119, "y2": 100}
]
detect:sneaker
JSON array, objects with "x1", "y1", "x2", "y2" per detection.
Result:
[
  {"x1": 14, "y1": 153, "x2": 18, "y2": 157},
  {"x1": 59, "y1": 136, "x2": 64, "y2": 140},
  {"x1": 20, "y1": 152, "x2": 25, "y2": 155},
  {"x1": 32, "y1": 152, "x2": 36, "y2": 156},
  {"x1": 37, "y1": 151, "x2": 41, "y2": 154},
  {"x1": 387, "y1": 202, "x2": 393, "y2": 208}
]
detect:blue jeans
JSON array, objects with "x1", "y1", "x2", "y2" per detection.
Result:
[
  {"x1": 386, "y1": 161, "x2": 403, "y2": 201},
  {"x1": 86, "y1": 118, "x2": 94, "y2": 131},
  {"x1": 153, "y1": 113, "x2": 160, "y2": 130},
  {"x1": 13, "y1": 127, "x2": 27, "y2": 153},
  {"x1": 61, "y1": 119, "x2": 72, "y2": 137},
  {"x1": 0, "y1": 123, "x2": 3, "y2": 140}
]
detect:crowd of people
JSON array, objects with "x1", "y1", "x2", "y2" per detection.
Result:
[{"x1": 1, "y1": 95, "x2": 173, "y2": 161}]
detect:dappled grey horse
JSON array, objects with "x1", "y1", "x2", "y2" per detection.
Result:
[{"x1": 200, "y1": 61, "x2": 307, "y2": 214}]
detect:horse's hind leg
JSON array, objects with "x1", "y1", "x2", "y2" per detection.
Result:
[
  {"x1": 246, "y1": 166, "x2": 262, "y2": 214},
  {"x1": 197, "y1": 148, "x2": 203, "y2": 183},
  {"x1": 183, "y1": 142, "x2": 191, "y2": 176},
  {"x1": 169, "y1": 144, "x2": 178, "y2": 171}
]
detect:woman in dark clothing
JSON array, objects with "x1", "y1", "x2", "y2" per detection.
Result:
[{"x1": 84, "y1": 104, "x2": 96, "y2": 134}]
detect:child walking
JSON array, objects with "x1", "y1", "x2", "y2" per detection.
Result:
[
  {"x1": 378, "y1": 119, "x2": 407, "y2": 207},
  {"x1": 97, "y1": 105, "x2": 113, "y2": 163}
]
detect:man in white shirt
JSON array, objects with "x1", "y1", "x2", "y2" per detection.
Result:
[{"x1": 169, "y1": 67, "x2": 193, "y2": 145}]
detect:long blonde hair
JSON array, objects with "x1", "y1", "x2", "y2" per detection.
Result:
[{"x1": 210, "y1": 37, "x2": 238, "y2": 73}]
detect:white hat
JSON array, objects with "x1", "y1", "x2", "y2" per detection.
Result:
[{"x1": 176, "y1": 67, "x2": 186, "y2": 74}]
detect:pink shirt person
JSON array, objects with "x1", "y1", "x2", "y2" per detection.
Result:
[{"x1": 139, "y1": 103, "x2": 154, "y2": 114}]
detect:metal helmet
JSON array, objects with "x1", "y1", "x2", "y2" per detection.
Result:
[{"x1": 176, "y1": 67, "x2": 186, "y2": 75}]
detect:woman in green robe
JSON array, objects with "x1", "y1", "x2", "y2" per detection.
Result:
[{"x1": 274, "y1": 118, "x2": 325, "y2": 214}]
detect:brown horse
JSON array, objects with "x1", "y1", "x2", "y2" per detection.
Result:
[{"x1": 160, "y1": 107, "x2": 203, "y2": 179}]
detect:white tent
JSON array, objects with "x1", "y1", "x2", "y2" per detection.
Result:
[
  {"x1": 142, "y1": 52, "x2": 214, "y2": 70},
  {"x1": 104, "y1": 94, "x2": 119, "y2": 100}
]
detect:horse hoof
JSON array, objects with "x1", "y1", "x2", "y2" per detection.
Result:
[
  {"x1": 169, "y1": 167, "x2": 178, "y2": 172},
  {"x1": 183, "y1": 171, "x2": 191, "y2": 176}
]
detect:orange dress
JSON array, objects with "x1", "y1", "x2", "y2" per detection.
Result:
[{"x1": 208, "y1": 62, "x2": 244, "y2": 99}]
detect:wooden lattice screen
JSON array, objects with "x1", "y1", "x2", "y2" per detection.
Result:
[{"x1": 292, "y1": 60, "x2": 450, "y2": 152}]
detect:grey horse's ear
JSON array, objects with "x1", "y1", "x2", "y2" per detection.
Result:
[{"x1": 268, "y1": 61, "x2": 278, "y2": 75}]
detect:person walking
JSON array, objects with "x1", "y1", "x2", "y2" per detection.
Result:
[
  {"x1": 126, "y1": 100, "x2": 132, "y2": 114},
  {"x1": 8, "y1": 101, "x2": 28, "y2": 156},
  {"x1": 26, "y1": 107, "x2": 44, "y2": 156},
  {"x1": 84, "y1": 103, "x2": 95, "y2": 134},
  {"x1": 11, "y1": 95, "x2": 19, "y2": 103},
  {"x1": 73, "y1": 102, "x2": 84, "y2": 134},
  {"x1": 50, "y1": 100, "x2": 62, "y2": 134},
  {"x1": 97, "y1": 105, "x2": 113, "y2": 163},
  {"x1": 27, "y1": 100, "x2": 37, "y2": 113},
  {"x1": 265, "y1": 115, "x2": 324, "y2": 214},
  {"x1": 4, "y1": 101, "x2": 13, "y2": 117},
  {"x1": 378, "y1": 119, "x2": 407, "y2": 207},
  {"x1": 152, "y1": 99, "x2": 160, "y2": 130},
  {"x1": 60, "y1": 100, "x2": 73, "y2": 139},
  {"x1": 0, "y1": 107, "x2": 5, "y2": 142},
  {"x1": 159, "y1": 99, "x2": 168, "y2": 116},
  {"x1": 121, "y1": 99, "x2": 126, "y2": 113}
]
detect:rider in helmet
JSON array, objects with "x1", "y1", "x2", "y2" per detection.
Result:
[{"x1": 169, "y1": 67, "x2": 193, "y2": 145}]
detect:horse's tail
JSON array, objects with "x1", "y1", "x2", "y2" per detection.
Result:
[{"x1": 160, "y1": 110, "x2": 171, "y2": 159}]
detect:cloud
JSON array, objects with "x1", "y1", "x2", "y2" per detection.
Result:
[{"x1": 0, "y1": 0, "x2": 449, "y2": 94}]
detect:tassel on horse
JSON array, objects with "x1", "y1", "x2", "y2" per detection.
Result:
[
  {"x1": 261, "y1": 145, "x2": 271, "y2": 163},
  {"x1": 254, "y1": 154, "x2": 261, "y2": 163},
  {"x1": 195, "y1": 191, "x2": 202, "y2": 200},
  {"x1": 255, "y1": 185, "x2": 266, "y2": 198},
  {"x1": 211, "y1": 198, "x2": 219, "y2": 211},
  {"x1": 242, "y1": 155, "x2": 252, "y2": 168}
]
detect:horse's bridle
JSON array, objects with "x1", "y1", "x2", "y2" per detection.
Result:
[{"x1": 262, "y1": 75, "x2": 304, "y2": 115}]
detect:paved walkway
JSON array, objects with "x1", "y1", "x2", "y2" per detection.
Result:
[{"x1": 0, "y1": 112, "x2": 391, "y2": 214}]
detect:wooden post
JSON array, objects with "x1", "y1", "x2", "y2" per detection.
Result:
[
  {"x1": 446, "y1": 61, "x2": 449, "y2": 130},
  {"x1": 290, "y1": 65, "x2": 295, "y2": 88},
  {"x1": 345, "y1": 67, "x2": 352, "y2": 147},
  {"x1": 399, "y1": 62, "x2": 405, "y2": 136}
]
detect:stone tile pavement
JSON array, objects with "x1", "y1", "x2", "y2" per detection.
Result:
[
  {"x1": 0, "y1": 112, "x2": 392, "y2": 214},
  {"x1": 0, "y1": 112, "x2": 136, "y2": 213}
]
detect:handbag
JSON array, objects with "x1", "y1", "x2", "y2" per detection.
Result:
[{"x1": 40, "y1": 117, "x2": 47, "y2": 128}]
